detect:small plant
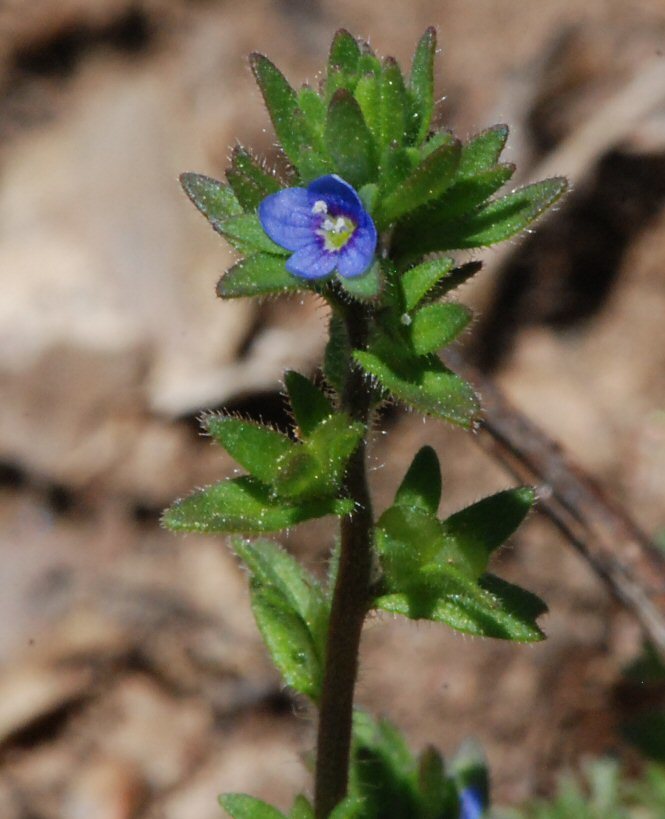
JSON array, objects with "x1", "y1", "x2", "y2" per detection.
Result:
[{"x1": 163, "y1": 27, "x2": 566, "y2": 819}]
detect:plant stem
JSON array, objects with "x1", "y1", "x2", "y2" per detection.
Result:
[{"x1": 314, "y1": 300, "x2": 375, "y2": 818}]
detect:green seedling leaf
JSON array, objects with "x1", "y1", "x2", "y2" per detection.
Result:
[
  {"x1": 440, "y1": 486, "x2": 536, "y2": 578},
  {"x1": 408, "y1": 26, "x2": 436, "y2": 145},
  {"x1": 401, "y1": 257, "x2": 455, "y2": 311},
  {"x1": 459, "y1": 124, "x2": 509, "y2": 176},
  {"x1": 232, "y1": 538, "x2": 327, "y2": 648},
  {"x1": 297, "y1": 85, "x2": 326, "y2": 140},
  {"x1": 418, "y1": 746, "x2": 458, "y2": 819},
  {"x1": 220, "y1": 793, "x2": 286, "y2": 819},
  {"x1": 412, "y1": 177, "x2": 567, "y2": 253},
  {"x1": 217, "y1": 254, "x2": 303, "y2": 298},
  {"x1": 289, "y1": 795, "x2": 315, "y2": 819},
  {"x1": 180, "y1": 173, "x2": 242, "y2": 231},
  {"x1": 162, "y1": 476, "x2": 353, "y2": 534},
  {"x1": 375, "y1": 567, "x2": 546, "y2": 642},
  {"x1": 394, "y1": 446, "x2": 442, "y2": 514},
  {"x1": 354, "y1": 72, "x2": 380, "y2": 141},
  {"x1": 325, "y1": 89, "x2": 377, "y2": 188},
  {"x1": 274, "y1": 414, "x2": 364, "y2": 499},
  {"x1": 250, "y1": 53, "x2": 329, "y2": 180},
  {"x1": 326, "y1": 29, "x2": 361, "y2": 100},
  {"x1": 204, "y1": 416, "x2": 294, "y2": 484},
  {"x1": 410, "y1": 302, "x2": 472, "y2": 355},
  {"x1": 378, "y1": 144, "x2": 416, "y2": 198},
  {"x1": 354, "y1": 340, "x2": 479, "y2": 428},
  {"x1": 284, "y1": 370, "x2": 334, "y2": 438},
  {"x1": 251, "y1": 584, "x2": 323, "y2": 699},
  {"x1": 218, "y1": 213, "x2": 289, "y2": 256},
  {"x1": 378, "y1": 57, "x2": 408, "y2": 153},
  {"x1": 328, "y1": 798, "x2": 366, "y2": 819},
  {"x1": 226, "y1": 147, "x2": 282, "y2": 212},
  {"x1": 432, "y1": 262, "x2": 483, "y2": 297},
  {"x1": 338, "y1": 259, "x2": 382, "y2": 301},
  {"x1": 350, "y1": 711, "x2": 421, "y2": 819},
  {"x1": 377, "y1": 139, "x2": 461, "y2": 227}
]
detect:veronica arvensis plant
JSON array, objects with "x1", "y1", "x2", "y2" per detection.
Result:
[{"x1": 163, "y1": 27, "x2": 566, "y2": 819}]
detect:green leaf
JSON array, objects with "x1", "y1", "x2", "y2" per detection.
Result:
[
  {"x1": 232, "y1": 538, "x2": 327, "y2": 642},
  {"x1": 354, "y1": 341, "x2": 479, "y2": 428},
  {"x1": 289, "y1": 795, "x2": 315, "y2": 819},
  {"x1": 412, "y1": 177, "x2": 568, "y2": 253},
  {"x1": 338, "y1": 259, "x2": 382, "y2": 301},
  {"x1": 377, "y1": 139, "x2": 461, "y2": 227},
  {"x1": 162, "y1": 476, "x2": 353, "y2": 534},
  {"x1": 378, "y1": 57, "x2": 408, "y2": 153},
  {"x1": 433, "y1": 261, "x2": 483, "y2": 297},
  {"x1": 459, "y1": 124, "x2": 509, "y2": 176},
  {"x1": 410, "y1": 303, "x2": 472, "y2": 355},
  {"x1": 218, "y1": 213, "x2": 289, "y2": 256},
  {"x1": 251, "y1": 583, "x2": 323, "y2": 698},
  {"x1": 226, "y1": 147, "x2": 282, "y2": 212},
  {"x1": 204, "y1": 416, "x2": 294, "y2": 484},
  {"x1": 326, "y1": 29, "x2": 361, "y2": 100},
  {"x1": 220, "y1": 793, "x2": 286, "y2": 819},
  {"x1": 418, "y1": 746, "x2": 458, "y2": 819},
  {"x1": 440, "y1": 486, "x2": 536, "y2": 578},
  {"x1": 250, "y1": 53, "x2": 329, "y2": 180},
  {"x1": 284, "y1": 371, "x2": 334, "y2": 438},
  {"x1": 325, "y1": 89, "x2": 377, "y2": 188},
  {"x1": 350, "y1": 711, "x2": 420, "y2": 819},
  {"x1": 394, "y1": 446, "x2": 442, "y2": 514},
  {"x1": 328, "y1": 798, "x2": 366, "y2": 819},
  {"x1": 180, "y1": 173, "x2": 242, "y2": 230},
  {"x1": 401, "y1": 257, "x2": 455, "y2": 311},
  {"x1": 375, "y1": 567, "x2": 546, "y2": 642},
  {"x1": 274, "y1": 414, "x2": 364, "y2": 500},
  {"x1": 408, "y1": 27, "x2": 436, "y2": 145},
  {"x1": 297, "y1": 85, "x2": 326, "y2": 140},
  {"x1": 354, "y1": 73, "x2": 380, "y2": 141},
  {"x1": 217, "y1": 254, "x2": 303, "y2": 299}
]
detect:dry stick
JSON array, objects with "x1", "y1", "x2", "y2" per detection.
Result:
[{"x1": 445, "y1": 349, "x2": 665, "y2": 655}]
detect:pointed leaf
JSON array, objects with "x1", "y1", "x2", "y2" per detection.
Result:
[
  {"x1": 378, "y1": 57, "x2": 408, "y2": 152},
  {"x1": 377, "y1": 139, "x2": 461, "y2": 226},
  {"x1": 251, "y1": 584, "x2": 323, "y2": 699},
  {"x1": 217, "y1": 254, "x2": 304, "y2": 298},
  {"x1": 325, "y1": 89, "x2": 377, "y2": 188},
  {"x1": 326, "y1": 29, "x2": 361, "y2": 100},
  {"x1": 328, "y1": 797, "x2": 366, "y2": 819},
  {"x1": 226, "y1": 147, "x2": 282, "y2": 212},
  {"x1": 433, "y1": 261, "x2": 483, "y2": 297},
  {"x1": 219, "y1": 213, "x2": 289, "y2": 256},
  {"x1": 378, "y1": 144, "x2": 416, "y2": 195},
  {"x1": 354, "y1": 341, "x2": 479, "y2": 428},
  {"x1": 180, "y1": 173, "x2": 242, "y2": 230},
  {"x1": 401, "y1": 257, "x2": 455, "y2": 311},
  {"x1": 204, "y1": 416, "x2": 294, "y2": 483},
  {"x1": 250, "y1": 53, "x2": 329, "y2": 179},
  {"x1": 162, "y1": 476, "x2": 353, "y2": 534},
  {"x1": 459, "y1": 124, "x2": 509, "y2": 176},
  {"x1": 419, "y1": 177, "x2": 568, "y2": 252},
  {"x1": 375, "y1": 567, "x2": 546, "y2": 642},
  {"x1": 338, "y1": 259, "x2": 382, "y2": 301},
  {"x1": 410, "y1": 303, "x2": 472, "y2": 355},
  {"x1": 289, "y1": 795, "x2": 315, "y2": 819},
  {"x1": 354, "y1": 72, "x2": 380, "y2": 141},
  {"x1": 232, "y1": 537, "x2": 327, "y2": 649},
  {"x1": 440, "y1": 487, "x2": 535, "y2": 577},
  {"x1": 394, "y1": 446, "x2": 442, "y2": 514},
  {"x1": 418, "y1": 747, "x2": 458, "y2": 819},
  {"x1": 298, "y1": 85, "x2": 326, "y2": 139},
  {"x1": 220, "y1": 794, "x2": 286, "y2": 819},
  {"x1": 284, "y1": 371, "x2": 334, "y2": 438},
  {"x1": 408, "y1": 27, "x2": 436, "y2": 144}
]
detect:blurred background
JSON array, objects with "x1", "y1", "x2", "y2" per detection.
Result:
[{"x1": 0, "y1": 1, "x2": 664, "y2": 817}]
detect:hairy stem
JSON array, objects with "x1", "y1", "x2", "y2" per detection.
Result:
[{"x1": 314, "y1": 300, "x2": 374, "y2": 818}]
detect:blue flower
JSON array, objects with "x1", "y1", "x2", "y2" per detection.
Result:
[
  {"x1": 258, "y1": 174, "x2": 377, "y2": 280},
  {"x1": 459, "y1": 785, "x2": 485, "y2": 819}
]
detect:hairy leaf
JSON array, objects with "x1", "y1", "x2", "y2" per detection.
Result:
[
  {"x1": 180, "y1": 173, "x2": 242, "y2": 230},
  {"x1": 325, "y1": 89, "x2": 378, "y2": 188},
  {"x1": 408, "y1": 27, "x2": 436, "y2": 145},
  {"x1": 394, "y1": 446, "x2": 442, "y2": 514},
  {"x1": 220, "y1": 793, "x2": 286, "y2": 819},
  {"x1": 204, "y1": 416, "x2": 294, "y2": 483},
  {"x1": 401, "y1": 257, "x2": 455, "y2": 311},
  {"x1": 226, "y1": 147, "x2": 282, "y2": 211},
  {"x1": 284, "y1": 370, "x2": 334, "y2": 438},
  {"x1": 409, "y1": 302, "x2": 472, "y2": 355},
  {"x1": 217, "y1": 254, "x2": 303, "y2": 298}
]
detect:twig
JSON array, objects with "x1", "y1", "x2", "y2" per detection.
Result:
[{"x1": 445, "y1": 349, "x2": 665, "y2": 656}]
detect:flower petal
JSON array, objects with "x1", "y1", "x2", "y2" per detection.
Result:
[
  {"x1": 336, "y1": 211, "x2": 377, "y2": 278},
  {"x1": 307, "y1": 174, "x2": 364, "y2": 217},
  {"x1": 258, "y1": 187, "x2": 316, "y2": 251},
  {"x1": 459, "y1": 787, "x2": 484, "y2": 819},
  {"x1": 286, "y1": 241, "x2": 338, "y2": 279}
]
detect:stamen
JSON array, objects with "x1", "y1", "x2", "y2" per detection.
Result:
[{"x1": 311, "y1": 200, "x2": 328, "y2": 214}]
